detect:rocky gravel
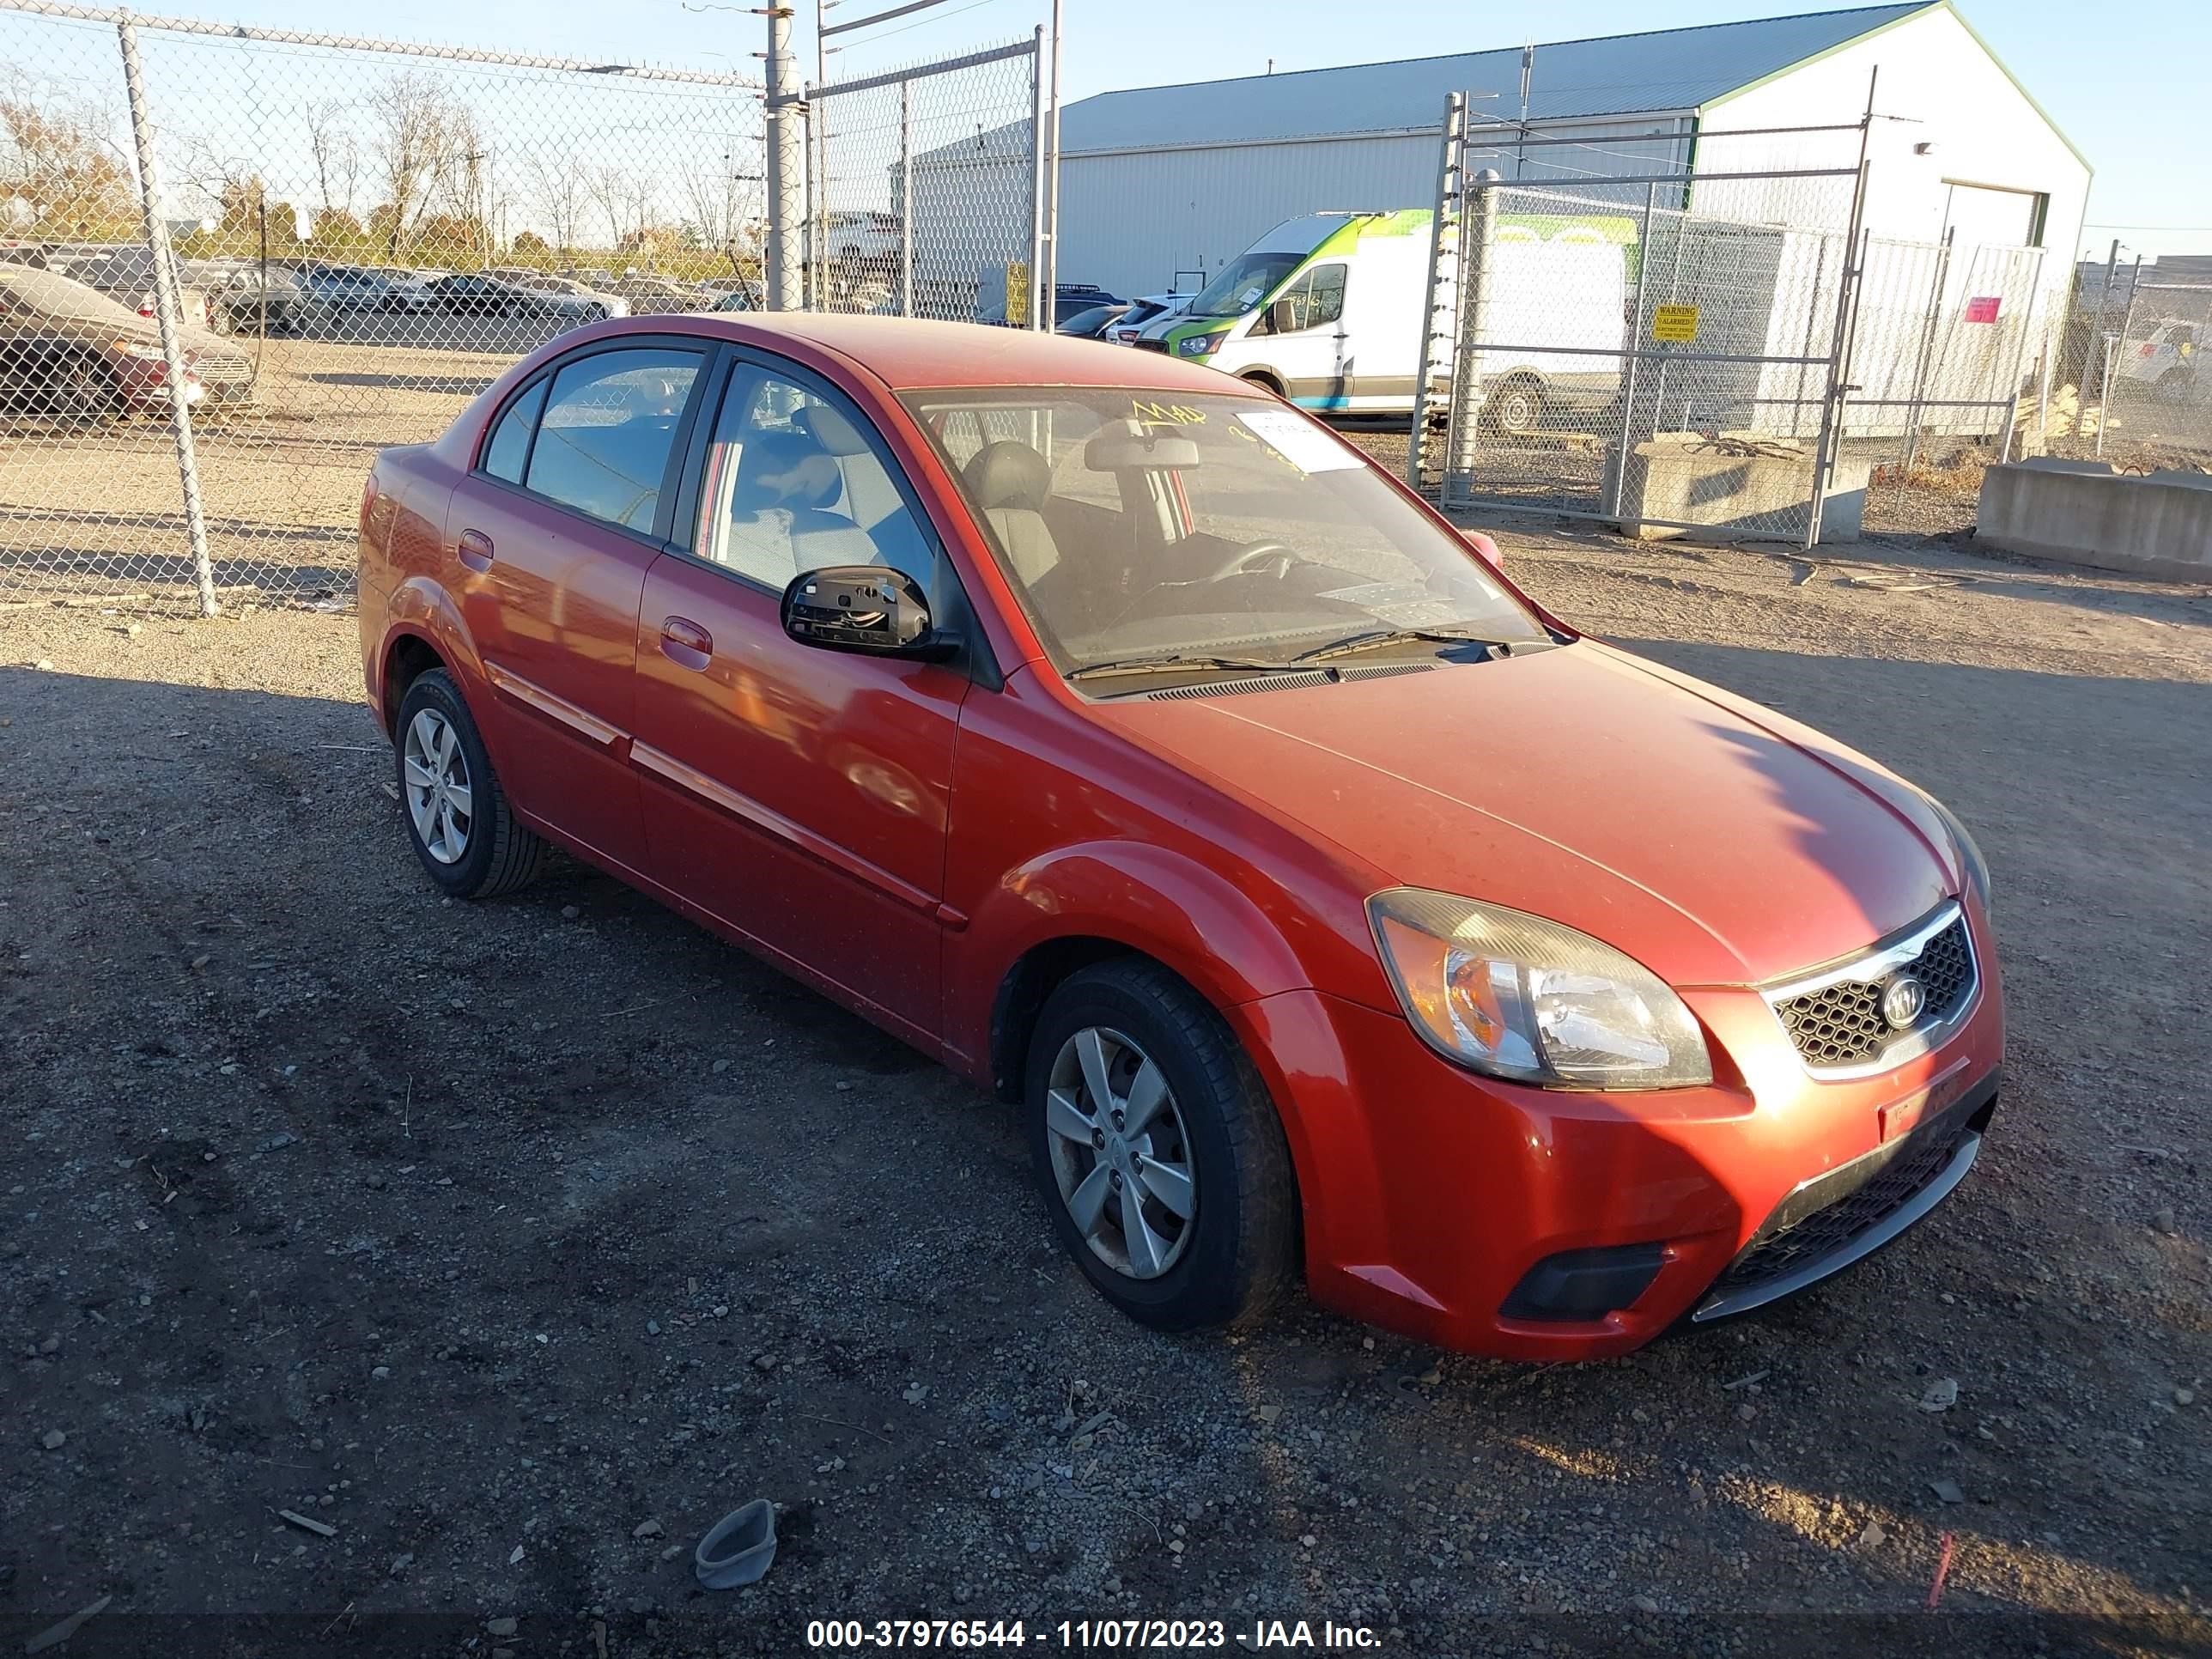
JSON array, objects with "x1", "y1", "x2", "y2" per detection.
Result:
[{"x1": 3, "y1": 525, "x2": 2209, "y2": 1655}]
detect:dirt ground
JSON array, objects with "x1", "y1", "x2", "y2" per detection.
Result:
[{"x1": 3, "y1": 524, "x2": 2210, "y2": 1656}]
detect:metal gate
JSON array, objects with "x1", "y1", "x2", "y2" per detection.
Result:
[
  {"x1": 1413, "y1": 106, "x2": 1874, "y2": 547},
  {"x1": 805, "y1": 36, "x2": 1049, "y2": 325}
]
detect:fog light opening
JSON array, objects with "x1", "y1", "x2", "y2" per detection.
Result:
[{"x1": 1500, "y1": 1243, "x2": 1666, "y2": 1322}]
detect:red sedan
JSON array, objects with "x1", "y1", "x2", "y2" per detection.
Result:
[{"x1": 356, "y1": 313, "x2": 2002, "y2": 1360}]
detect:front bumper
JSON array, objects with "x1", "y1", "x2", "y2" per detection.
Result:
[{"x1": 1225, "y1": 903, "x2": 2005, "y2": 1360}]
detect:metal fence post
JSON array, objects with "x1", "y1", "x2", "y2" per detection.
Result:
[
  {"x1": 2070, "y1": 238, "x2": 2119, "y2": 434},
  {"x1": 1899, "y1": 226, "x2": 1954, "y2": 478},
  {"x1": 1042, "y1": 0, "x2": 1061, "y2": 306},
  {"x1": 1442, "y1": 168, "x2": 1500, "y2": 504},
  {"x1": 897, "y1": 78, "x2": 914, "y2": 318},
  {"x1": 1603, "y1": 180, "x2": 1657, "y2": 523},
  {"x1": 1026, "y1": 26, "x2": 1046, "y2": 330},
  {"x1": 764, "y1": 3, "x2": 803, "y2": 312},
  {"x1": 1407, "y1": 92, "x2": 1462, "y2": 493},
  {"x1": 115, "y1": 13, "x2": 218, "y2": 617},
  {"x1": 1992, "y1": 248, "x2": 2045, "y2": 465},
  {"x1": 1806, "y1": 75, "x2": 1877, "y2": 550}
]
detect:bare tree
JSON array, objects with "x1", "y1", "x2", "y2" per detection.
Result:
[
  {"x1": 366, "y1": 70, "x2": 473, "y2": 261},
  {"x1": 586, "y1": 163, "x2": 635, "y2": 255},
  {"x1": 525, "y1": 153, "x2": 586, "y2": 260},
  {"x1": 303, "y1": 98, "x2": 361, "y2": 222}
]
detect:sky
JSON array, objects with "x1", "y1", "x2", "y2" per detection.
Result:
[{"x1": 18, "y1": 0, "x2": 2210, "y2": 260}]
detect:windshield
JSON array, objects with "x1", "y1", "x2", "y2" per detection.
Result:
[
  {"x1": 902, "y1": 387, "x2": 1550, "y2": 678},
  {"x1": 1185, "y1": 252, "x2": 1303, "y2": 319}
]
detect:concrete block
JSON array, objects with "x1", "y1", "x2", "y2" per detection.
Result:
[
  {"x1": 1977, "y1": 462, "x2": 2212, "y2": 581},
  {"x1": 1609, "y1": 433, "x2": 1873, "y2": 543}
]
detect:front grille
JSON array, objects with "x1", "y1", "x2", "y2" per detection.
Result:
[
  {"x1": 1771, "y1": 915, "x2": 1975, "y2": 1069},
  {"x1": 1710, "y1": 1117, "x2": 1968, "y2": 1297},
  {"x1": 1132, "y1": 337, "x2": 1168, "y2": 354}
]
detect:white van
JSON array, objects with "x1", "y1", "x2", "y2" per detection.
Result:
[{"x1": 1134, "y1": 209, "x2": 1628, "y2": 431}]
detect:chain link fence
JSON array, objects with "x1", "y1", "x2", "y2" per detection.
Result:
[
  {"x1": 2042, "y1": 276, "x2": 2212, "y2": 475},
  {"x1": 805, "y1": 36, "x2": 1043, "y2": 325},
  {"x1": 1413, "y1": 112, "x2": 2051, "y2": 545},
  {"x1": 1, "y1": 0, "x2": 763, "y2": 611}
]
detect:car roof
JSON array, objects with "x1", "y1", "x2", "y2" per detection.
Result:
[{"x1": 694, "y1": 313, "x2": 1254, "y2": 394}]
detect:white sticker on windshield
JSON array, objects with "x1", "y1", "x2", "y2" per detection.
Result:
[
  {"x1": 1316, "y1": 581, "x2": 1464, "y2": 628},
  {"x1": 1235, "y1": 408, "x2": 1363, "y2": 473}
]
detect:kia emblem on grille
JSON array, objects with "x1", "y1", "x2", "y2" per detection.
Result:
[{"x1": 1881, "y1": 975, "x2": 1928, "y2": 1030}]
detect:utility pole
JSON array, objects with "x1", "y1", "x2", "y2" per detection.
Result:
[{"x1": 763, "y1": 2, "x2": 802, "y2": 310}]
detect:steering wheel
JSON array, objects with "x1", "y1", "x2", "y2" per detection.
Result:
[{"x1": 1209, "y1": 540, "x2": 1301, "y2": 581}]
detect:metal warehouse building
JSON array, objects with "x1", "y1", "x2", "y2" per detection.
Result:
[{"x1": 1042, "y1": 0, "x2": 2087, "y2": 325}]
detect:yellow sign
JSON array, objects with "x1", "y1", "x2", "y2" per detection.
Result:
[
  {"x1": 1651, "y1": 303, "x2": 1699, "y2": 343},
  {"x1": 1005, "y1": 260, "x2": 1030, "y2": 327}
]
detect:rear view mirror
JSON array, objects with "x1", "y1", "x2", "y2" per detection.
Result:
[
  {"x1": 781, "y1": 566, "x2": 953, "y2": 659},
  {"x1": 1084, "y1": 428, "x2": 1200, "y2": 471}
]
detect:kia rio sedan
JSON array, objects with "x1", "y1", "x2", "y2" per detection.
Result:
[{"x1": 356, "y1": 314, "x2": 2002, "y2": 1359}]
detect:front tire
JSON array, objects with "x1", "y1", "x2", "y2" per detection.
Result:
[
  {"x1": 393, "y1": 669, "x2": 546, "y2": 898},
  {"x1": 1026, "y1": 960, "x2": 1298, "y2": 1332},
  {"x1": 1483, "y1": 375, "x2": 1546, "y2": 436}
]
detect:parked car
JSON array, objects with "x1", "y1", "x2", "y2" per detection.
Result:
[
  {"x1": 357, "y1": 313, "x2": 2002, "y2": 1360},
  {"x1": 2118, "y1": 318, "x2": 2199, "y2": 391},
  {"x1": 54, "y1": 247, "x2": 215, "y2": 331},
  {"x1": 298, "y1": 263, "x2": 396, "y2": 315},
  {"x1": 1103, "y1": 291, "x2": 1191, "y2": 346},
  {"x1": 426, "y1": 273, "x2": 550, "y2": 318},
  {"x1": 510, "y1": 272, "x2": 631, "y2": 321},
  {"x1": 1055, "y1": 301, "x2": 1130, "y2": 339},
  {"x1": 0, "y1": 264, "x2": 254, "y2": 420},
  {"x1": 373, "y1": 267, "x2": 440, "y2": 313},
  {"x1": 819, "y1": 210, "x2": 899, "y2": 265},
  {"x1": 610, "y1": 274, "x2": 707, "y2": 314},
  {"x1": 195, "y1": 262, "x2": 307, "y2": 334}
]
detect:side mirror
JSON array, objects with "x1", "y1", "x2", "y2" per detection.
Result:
[
  {"x1": 1267, "y1": 299, "x2": 1297, "y2": 335},
  {"x1": 1462, "y1": 528, "x2": 1505, "y2": 569},
  {"x1": 781, "y1": 566, "x2": 954, "y2": 659}
]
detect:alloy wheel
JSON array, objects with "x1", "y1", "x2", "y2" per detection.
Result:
[
  {"x1": 1043, "y1": 1026, "x2": 1197, "y2": 1279},
  {"x1": 401, "y1": 708, "x2": 474, "y2": 865}
]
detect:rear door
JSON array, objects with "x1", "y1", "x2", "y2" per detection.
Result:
[
  {"x1": 629, "y1": 354, "x2": 969, "y2": 1042},
  {"x1": 448, "y1": 337, "x2": 710, "y2": 874}
]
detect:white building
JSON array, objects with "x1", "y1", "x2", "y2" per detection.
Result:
[{"x1": 1036, "y1": 0, "x2": 2087, "y2": 337}]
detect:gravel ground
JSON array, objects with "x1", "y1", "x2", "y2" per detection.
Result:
[{"x1": 3, "y1": 526, "x2": 2210, "y2": 1656}]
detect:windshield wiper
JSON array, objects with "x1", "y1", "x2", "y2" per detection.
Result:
[
  {"x1": 1066, "y1": 652, "x2": 1293, "y2": 683},
  {"x1": 1291, "y1": 627, "x2": 1521, "y2": 665}
]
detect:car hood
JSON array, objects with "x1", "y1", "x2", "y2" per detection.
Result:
[{"x1": 1094, "y1": 641, "x2": 1954, "y2": 988}]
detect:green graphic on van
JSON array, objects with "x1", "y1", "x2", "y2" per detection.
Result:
[{"x1": 1148, "y1": 209, "x2": 1632, "y2": 418}]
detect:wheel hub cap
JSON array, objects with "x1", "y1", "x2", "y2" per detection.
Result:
[
  {"x1": 1043, "y1": 1025, "x2": 1197, "y2": 1280},
  {"x1": 401, "y1": 708, "x2": 474, "y2": 866}
]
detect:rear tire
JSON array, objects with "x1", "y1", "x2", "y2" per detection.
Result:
[
  {"x1": 1025, "y1": 959, "x2": 1298, "y2": 1333},
  {"x1": 392, "y1": 668, "x2": 546, "y2": 899},
  {"x1": 1483, "y1": 375, "x2": 1546, "y2": 436}
]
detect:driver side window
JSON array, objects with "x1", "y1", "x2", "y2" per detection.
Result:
[
  {"x1": 1269, "y1": 263, "x2": 1346, "y2": 332},
  {"x1": 692, "y1": 368, "x2": 935, "y2": 592}
]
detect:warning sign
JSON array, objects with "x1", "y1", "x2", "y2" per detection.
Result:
[
  {"x1": 1963, "y1": 295, "x2": 2002, "y2": 325},
  {"x1": 1651, "y1": 303, "x2": 1699, "y2": 343}
]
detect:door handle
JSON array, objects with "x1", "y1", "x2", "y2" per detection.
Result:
[
  {"x1": 457, "y1": 528, "x2": 495, "y2": 573},
  {"x1": 659, "y1": 615, "x2": 714, "y2": 671}
]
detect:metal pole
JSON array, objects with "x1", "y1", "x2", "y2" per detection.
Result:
[
  {"x1": 1443, "y1": 168, "x2": 1501, "y2": 503},
  {"x1": 812, "y1": 0, "x2": 829, "y2": 310},
  {"x1": 2094, "y1": 332, "x2": 2119, "y2": 459},
  {"x1": 764, "y1": 3, "x2": 802, "y2": 311},
  {"x1": 1407, "y1": 92, "x2": 1463, "y2": 492},
  {"x1": 1993, "y1": 248, "x2": 2044, "y2": 465},
  {"x1": 1806, "y1": 69, "x2": 1876, "y2": 550},
  {"x1": 1900, "y1": 227, "x2": 1955, "y2": 478},
  {"x1": 1604, "y1": 180, "x2": 1656, "y2": 523},
  {"x1": 116, "y1": 14, "x2": 217, "y2": 618},
  {"x1": 1042, "y1": 0, "x2": 1061, "y2": 307},
  {"x1": 1027, "y1": 25, "x2": 1045, "y2": 330},
  {"x1": 897, "y1": 78, "x2": 914, "y2": 318},
  {"x1": 2070, "y1": 237, "x2": 2118, "y2": 434}
]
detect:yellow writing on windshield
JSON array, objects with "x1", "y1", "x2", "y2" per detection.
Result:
[{"x1": 1132, "y1": 399, "x2": 1206, "y2": 428}]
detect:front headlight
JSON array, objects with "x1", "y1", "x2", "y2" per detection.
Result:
[
  {"x1": 1366, "y1": 889, "x2": 1712, "y2": 1090},
  {"x1": 1919, "y1": 792, "x2": 1992, "y2": 916},
  {"x1": 1176, "y1": 331, "x2": 1225, "y2": 357}
]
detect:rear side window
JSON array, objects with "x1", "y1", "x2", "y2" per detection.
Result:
[
  {"x1": 522, "y1": 346, "x2": 703, "y2": 533},
  {"x1": 481, "y1": 379, "x2": 548, "y2": 483}
]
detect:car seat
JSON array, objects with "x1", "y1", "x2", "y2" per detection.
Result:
[{"x1": 961, "y1": 440, "x2": 1059, "y2": 585}]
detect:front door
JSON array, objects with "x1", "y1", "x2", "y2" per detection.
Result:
[
  {"x1": 629, "y1": 357, "x2": 968, "y2": 1043},
  {"x1": 1258, "y1": 260, "x2": 1350, "y2": 410},
  {"x1": 449, "y1": 340, "x2": 708, "y2": 873}
]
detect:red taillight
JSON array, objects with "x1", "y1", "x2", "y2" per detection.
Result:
[{"x1": 2141, "y1": 343, "x2": 2158, "y2": 357}]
